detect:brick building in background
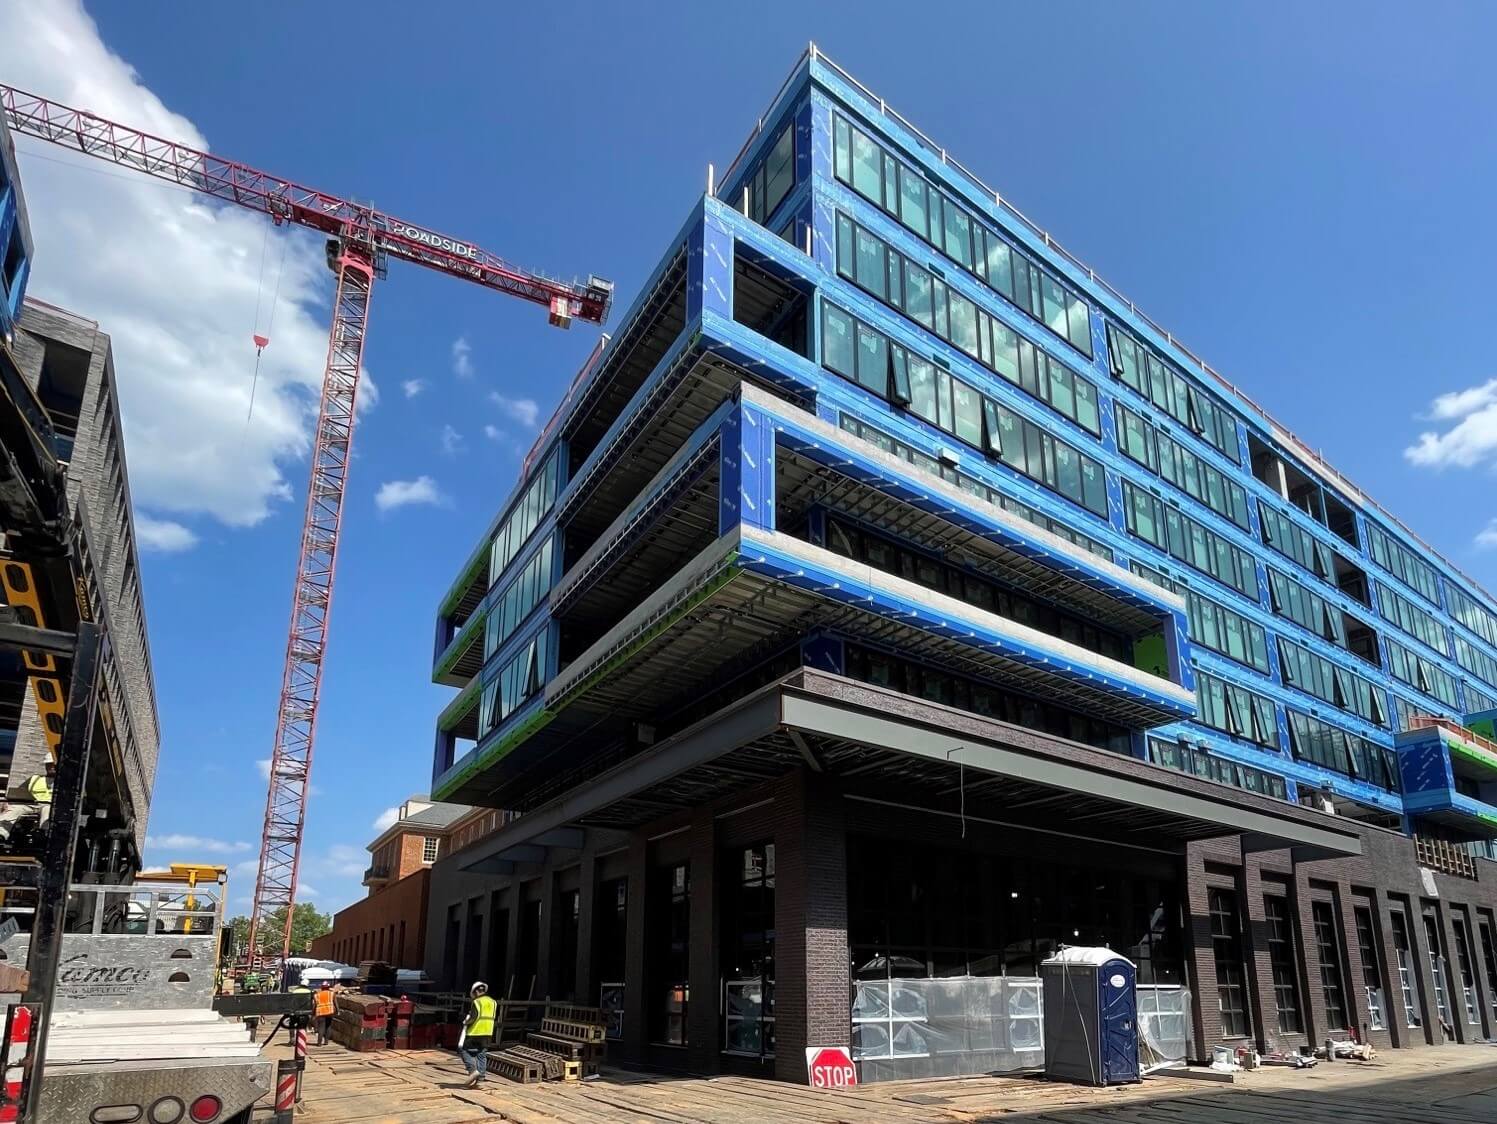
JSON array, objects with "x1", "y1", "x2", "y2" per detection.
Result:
[{"x1": 309, "y1": 796, "x2": 467, "y2": 969}]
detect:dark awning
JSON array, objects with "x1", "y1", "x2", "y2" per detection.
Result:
[{"x1": 457, "y1": 669, "x2": 1361, "y2": 872}]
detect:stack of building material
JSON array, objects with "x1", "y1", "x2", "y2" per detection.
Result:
[
  {"x1": 487, "y1": 1003, "x2": 607, "y2": 1083},
  {"x1": 408, "y1": 1003, "x2": 446, "y2": 1049},
  {"x1": 331, "y1": 992, "x2": 390, "y2": 1052},
  {"x1": 387, "y1": 995, "x2": 413, "y2": 1049}
]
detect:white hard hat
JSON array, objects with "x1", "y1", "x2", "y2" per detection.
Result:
[{"x1": 470, "y1": 981, "x2": 488, "y2": 995}]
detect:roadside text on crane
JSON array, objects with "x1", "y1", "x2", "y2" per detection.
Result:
[{"x1": 386, "y1": 221, "x2": 480, "y2": 259}]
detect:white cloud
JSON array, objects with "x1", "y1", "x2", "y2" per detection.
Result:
[
  {"x1": 0, "y1": 1, "x2": 381, "y2": 528},
  {"x1": 452, "y1": 336, "x2": 474, "y2": 379},
  {"x1": 374, "y1": 476, "x2": 444, "y2": 512},
  {"x1": 483, "y1": 424, "x2": 501, "y2": 441},
  {"x1": 297, "y1": 882, "x2": 319, "y2": 899},
  {"x1": 440, "y1": 424, "x2": 465, "y2": 456},
  {"x1": 1429, "y1": 379, "x2": 1497, "y2": 421},
  {"x1": 372, "y1": 806, "x2": 400, "y2": 832},
  {"x1": 1406, "y1": 378, "x2": 1497, "y2": 470},
  {"x1": 1477, "y1": 521, "x2": 1497, "y2": 550},
  {"x1": 490, "y1": 392, "x2": 540, "y2": 429},
  {"x1": 402, "y1": 378, "x2": 426, "y2": 399},
  {"x1": 231, "y1": 858, "x2": 259, "y2": 880},
  {"x1": 134, "y1": 514, "x2": 197, "y2": 553},
  {"x1": 145, "y1": 833, "x2": 251, "y2": 854}
]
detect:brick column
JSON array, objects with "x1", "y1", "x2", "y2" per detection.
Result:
[
  {"x1": 1333, "y1": 883, "x2": 1371, "y2": 1039},
  {"x1": 1373, "y1": 901, "x2": 1413, "y2": 1048},
  {"x1": 774, "y1": 772, "x2": 850, "y2": 1083},
  {"x1": 1240, "y1": 857, "x2": 1278, "y2": 1053},
  {"x1": 1181, "y1": 847, "x2": 1218, "y2": 1056},
  {"x1": 687, "y1": 811, "x2": 719, "y2": 1072},
  {"x1": 1293, "y1": 868, "x2": 1330, "y2": 1046}
]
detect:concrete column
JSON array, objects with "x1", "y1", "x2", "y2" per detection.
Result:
[
  {"x1": 535, "y1": 867, "x2": 558, "y2": 1000},
  {"x1": 621, "y1": 834, "x2": 649, "y2": 1063},
  {"x1": 575, "y1": 850, "x2": 598, "y2": 1006},
  {"x1": 687, "y1": 811, "x2": 719, "y2": 1072},
  {"x1": 502, "y1": 894, "x2": 522, "y2": 1001}
]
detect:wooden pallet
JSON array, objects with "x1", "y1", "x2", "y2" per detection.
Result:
[
  {"x1": 484, "y1": 1048, "x2": 544, "y2": 1085},
  {"x1": 539, "y1": 1016, "x2": 605, "y2": 1044}
]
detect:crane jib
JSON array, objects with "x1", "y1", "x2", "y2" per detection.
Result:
[{"x1": 383, "y1": 220, "x2": 480, "y2": 260}]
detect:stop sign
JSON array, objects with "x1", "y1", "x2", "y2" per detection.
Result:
[{"x1": 805, "y1": 1045, "x2": 858, "y2": 1089}]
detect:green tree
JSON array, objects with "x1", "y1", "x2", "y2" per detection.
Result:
[{"x1": 225, "y1": 904, "x2": 331, "y2": 957}]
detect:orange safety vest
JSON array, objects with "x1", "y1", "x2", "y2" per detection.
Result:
[{"x1": 315, "y1": 989, "x2": 336, "y2": 1017}]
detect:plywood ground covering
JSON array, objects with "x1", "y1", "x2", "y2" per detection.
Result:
[{"x1": 266, "y1": 1039, "x2": 1497, "y2": 1124}]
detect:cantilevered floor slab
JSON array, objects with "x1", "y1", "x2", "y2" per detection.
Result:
[{"x1": 456, "y1": 669, "x2": 1361, "y2": 873}]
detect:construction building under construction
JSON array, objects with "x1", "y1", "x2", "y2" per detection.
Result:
[
  {"x1": 0, "y1": 109, "x2": 158, "y2": 877},
  {"x1": 422, "y1": 47, "x2": 1497, "y2": 1082}
]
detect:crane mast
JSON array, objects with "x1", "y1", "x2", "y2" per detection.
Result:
[{"x1": 0, "y1": 84, "x2": 611, "y2": 962}]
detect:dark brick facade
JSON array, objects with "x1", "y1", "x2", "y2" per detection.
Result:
[{"x1": 1183, "y1": 826, "x2": 1497, "y2": 1056}]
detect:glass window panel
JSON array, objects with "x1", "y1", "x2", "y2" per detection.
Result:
[
  {"x1": 1050, "y1": 366, "x2": 1076, "y2": 422},
  {"x1": 1042, "y1": 275, "x2": 1068, "y2": 339},
  {"x1": 905, "y1": 264, "x2": 933, "y2": 327},
  {"x1": 854, "y1": 227, "x2": 886, "y2": 299},
  {"x1": 833, "y1": 117, "x2": 851, "y2": 182},
  {"x1": 832, "y1": 217, "x2": 856, "y2": 281},
  {"x1": 1081, "y1": 459, "x2": 1107, "y2": 515},
  {"x1": 937, "y1": 371, "x2": 955, "y2": 432},
  {"x1": 822, "y1": 304, "x2": 855, "y2": 377},
  {"x1": 908, "y1": 357, "x2": 938, "y2": 423},
  {"x1": 897, "y1": 165, "x2": 927, "y2": 235},
  {"x1": 851, "y1": 126, "x2": 882, "y2": 202},
  {"x1": 986, "y1": 238, "x2": 1013, "y2": 300},
  {"x1": 944, "y1": 204, "x2": 972, "y2": 268},
  {"x1": 1068, "y1": 296, "x2": 1090, "y2": 352},
  {"x1": 1055, "y1": 442, "x2": 1083, "y2": 504},
  {"x1": 953, "y1": 380, "x2": 983, "y2": 448},
  {"x1": 949, "y1": 291, "x2": 979, "y2": 357},
  {"x1": 1074, "y1": 373, "x2": 1100, "y2": 435},
  {"x1": 855, "y1": 324, "x2": 889, "y2": 398}
]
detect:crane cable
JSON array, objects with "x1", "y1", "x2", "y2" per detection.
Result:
[{"x1": 248, "y1": 222, "x2": 289, "y2": 421}]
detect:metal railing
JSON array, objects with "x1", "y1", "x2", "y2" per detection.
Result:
[
  {"x1": 715, "y1": 43, "x2": 1495, "y2": 607},
  {"x1": 1407, "y1": 714, "x2": 1497, "y2": 763}
]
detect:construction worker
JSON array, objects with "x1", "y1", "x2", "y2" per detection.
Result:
[
  {"x1": 314, "y1": 981, "x2": 336, "y2": 1045},
  {"x1": 0, "y1": 760, "x2": 54, "y2": 844},
  {"x1": 457, "y1": 981, "x2": 498, "y2": 1087}
]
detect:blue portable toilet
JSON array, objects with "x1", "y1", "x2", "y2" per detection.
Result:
[{"x1": 1040, "y1": 947, "x2": 1140, "y2": 1086}]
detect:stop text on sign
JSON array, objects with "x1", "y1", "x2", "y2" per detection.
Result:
[{"x1": 805, "y1": 1045, "x2": 857, "y2": 1090}]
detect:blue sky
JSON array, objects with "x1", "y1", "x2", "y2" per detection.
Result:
[{"x1": 7, "y1": 1, "x2": 1497, "y2": 914}]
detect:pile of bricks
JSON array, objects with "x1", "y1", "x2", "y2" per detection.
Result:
[
  {"x1": 485, "y1": 1003, "x2": 607, "y2": 1085},
  {"x1": 331, "y1": 993, "x2": 390, "y2": 1052}
]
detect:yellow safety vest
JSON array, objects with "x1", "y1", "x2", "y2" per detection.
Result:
[
  {"x1": 469, "y1": 995, "x2": 497, "y2": 1037},
  {"x1": 25, "y1": 776, "x2": 50, "y2": 804}
]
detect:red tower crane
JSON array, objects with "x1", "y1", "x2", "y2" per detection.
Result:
[{"x1": 0, "y1": 85, "x2": 612, "y2": 962}]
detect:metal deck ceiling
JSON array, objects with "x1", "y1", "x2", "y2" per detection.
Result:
[
  {"x1": 554, "y1": 447, "x2": 721, "y2": 639},
  {"x1": 776, "y1": 449, "x2": 1165, "y2": 637},
  {"x1": 562, "y1": 348, "x2": 782, "y2": 547},
  {"x1": 564, "y1": 250, "x2": 688, "y2": 459}
]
